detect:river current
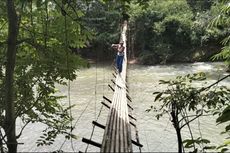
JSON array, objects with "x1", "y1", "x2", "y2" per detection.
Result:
[{"x1": 17, "y1": 62, "x2": 230, "y2": 152}]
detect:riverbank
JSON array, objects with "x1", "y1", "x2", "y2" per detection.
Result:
[
  {"x1": 85, "y1": 45, "x2": 222, "y2": 66},
  {"x1": 136, "y1": 45, "x2": 222, "y2": 65}
]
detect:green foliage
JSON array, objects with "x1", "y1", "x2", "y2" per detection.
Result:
[
  {"x1": 128, "y1": 0, "x2": 227, "y2": 64},
  {"x1": 186, "y1": 0, "x2": 215, "y2": 13},
  {"x1": 216, "y1": 105, "x2": 230, "y2": 124},
  {"x1": 129, "y1": 0, "x2": 194, "y2": 63},
  {"x1": 149, "y1": 72, "x2": 230, "y2": 152},
  {"x1": 0, "y1": 0, "x2": 92, "y2": 150},
  {"x1": 210, "y1": 0, "x2": 230, "y2": 69},
  {"x1": 183, "y1": 137, "x2": 211, "y2": 148},
  {"x1": 83, "y1": 1, "x2": 123, "y2": 60},
  {"x1": 36, "y1": 105, "x2": 75, "y2": 146}
]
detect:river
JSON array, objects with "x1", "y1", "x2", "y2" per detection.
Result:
[{"x1": 17, "y1": 62, "x2": 230, "y2": 152}]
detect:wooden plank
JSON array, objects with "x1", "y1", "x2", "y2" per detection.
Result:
[
  {"x1": 121, "y1": 92, "x2": 127, "y2": 152},
  {"x1": 101, "y1": 21, "x2": 132, "y2": 153},
  {"x1": 132, "y1": 140, "x2": 143, "y2": 147},
  {"x1": 108, "y1": 84, "x2": 115, "y2": 92},
  {"x1": 92, "y1": 121, "x2": 105, "y2": 129},
  {"x1": 115, "y1": 91, "x2": 121, "y2": 152},
  {"x1": 101, "y1": 101, "x2": 110, "y2": 109},
  {"x1": 128, "y1": 114, "x2": 137, "y2": 121},
  {"x1": 103, "y1": 96, "x2": 112, "y2": 103},
  {"x1": 82, "y1": 138, "x2": 102, "y2": 148},
  {"x1": 111, "y1": 95, "x2": 119, "y2": 152}
]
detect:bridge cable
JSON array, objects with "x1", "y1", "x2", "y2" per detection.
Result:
[
  {"x1": 59, "y1": 96, "x2": 95, "y2": 151},
  {"x1": 84, "y1": 105, "x2": 104, "y2": 152},
  {"x1": 125, "y1": 21, "x2": 142, "y2": 152},
  {"x1": 64, "y1": 13, "x2": 76, "y2": 152},
  {"x1": 84, "y1": 20, "x2": 106, "y2": 151},
  {"x1": 58, "y1": 5, "x2": 104, "y2": 151},
  {"x1": 64, "y1": 9, "x2": 75, "y2": 152},
  {"x1": 94, "y1": 44, "x2": 98, "y2": 121},
  {"x1": 58, "y1": 5, "x2": 75, "y2": 151}
]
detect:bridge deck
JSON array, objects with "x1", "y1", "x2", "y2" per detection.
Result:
[{"x1": 101, "y1": 21, "x2": 133, "y2": 152}]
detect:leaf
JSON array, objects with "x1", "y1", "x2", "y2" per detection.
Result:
[
  {"x1": 203, "y1": 146, "x2": 216, "y2": 150},
  {"x1": 224, "y1": 139, "x2": 230, "y2": 145},
  {"x1": 221, "y1": 148, "x2": 228, "y2": 153},
  {"x1": 216, "y1": 106, "x2": 230, "y2": 124},
  {"x1": 153, "y1": 91, "x2": 160, "y2": 95},
  {"x1": 183, "y1": 139, "x2": 195, "y2": 148},
  {"x1": 156, "y1": 114, "x2": 161, "y2": 120},
  {"x1": 225, "y1": 125, "x2": 230, "y2": 132},
  {"x1": 221, "y1": 35, "x2": 230, "y2": 45},
  {"x1": 159, "y1": 80, "x2": 170, "y2": 84},
  {"x1": 201, "y1": 138, "x2": 210, "y2": 144},
  {"x1": 217, "y1": 144, "x2": 227, "y2": 149},
  {"x1": 155, "y1": 92, "x2": 163, "y2": 101}
]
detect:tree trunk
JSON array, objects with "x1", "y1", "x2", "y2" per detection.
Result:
[
  {"x1": 171, "y1": 103, "x2": 183, "y2": 153},
  {"x1": 5, "y1": 0, "x2": 19, "y2": 152},
  {"x1": 175, "y1": 126, "x2": 183, "y2": 153},
  {"x1": 0, "y1": 132, "x2": 4, "y2": 152}
]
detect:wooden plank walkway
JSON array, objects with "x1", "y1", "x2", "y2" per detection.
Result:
[{"x1": 101, "y1": 21, "x2": 133, "y2": 152}]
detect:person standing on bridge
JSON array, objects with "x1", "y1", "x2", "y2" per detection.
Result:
[{"x1": 111, "y1": 41, "x2": 125, "y2": 73}]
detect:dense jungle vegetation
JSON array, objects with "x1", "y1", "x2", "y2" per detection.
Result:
[
  {"x1": 84, "y1": 0, "x2": 229, "y2": 65},
  {"x1": 0, "y1": 0, "x2": 229, "y2": 152}
]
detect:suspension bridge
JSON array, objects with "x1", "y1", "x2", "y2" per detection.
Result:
[{"x1": 81, "y1": 21, "x2": 143, "y2": 152}]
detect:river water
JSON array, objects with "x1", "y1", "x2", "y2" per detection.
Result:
[{"x1": 17, "y1": 62, "x2": 230, "y2": 152}]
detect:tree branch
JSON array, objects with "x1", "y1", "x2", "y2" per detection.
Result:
[
  {"x1": 178, "y1": 113, "x2": 208, "y2": 123},
  {"x1": 16, "y1": 121, "x2": 30, "y2": 139},
  {"x1": 199, "y1": 74, "x2": 230, "y2": 92},
  {"x1": 181, "y1": 109, "x2": 196, "y2": 150},
  {"x1": 180, "y1": 113, "x2": 203, "y2": 129}
]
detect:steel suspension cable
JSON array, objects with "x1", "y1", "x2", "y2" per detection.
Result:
[
  {"x1": 58, "y1": 10, "x2": 75, "y2": 152},
  {"x1": 85, "y1": 38, "x2": 104, "y2": 152},
  {"x1": 84, "y1": 80, "x2": 107, "y2": 152},
  {"x1": 59, "y1": 96, "x2": 95, "y2": 151},
  {"x1": 84, "y1": 104, "x2": 104, "y2": 152},
  {"x1": 127, "y1": 23, "x2": 143, "y2": 153},
  {"x1": 94, "y1": 50, "x2": 98, "y2": 121},
  {"x1": 64, "y1": 14, "x2": 76, "y2": 152}
]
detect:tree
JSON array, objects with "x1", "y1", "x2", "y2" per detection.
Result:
[
  {"x1": 0, "y1": 0, "x2": 92, "y2": 151},
  {"x1": 82, "y1": 1, "x2": 122, "y2": 60},
  {"x1": 81, "y1": 0, "x2": 132, "y2": 60},
  {"x1": 128, "y1": 0, "x2": 195, "y2": 64},
  {"x1": 148, "y1": 73, "x2": 230, "y2": 152},
  {"x1": 4, "y1": 0, "x2": 19, "y2": 152},
  {"x1": 0, "y1": 0, "x2": 135, "y2": 151}
]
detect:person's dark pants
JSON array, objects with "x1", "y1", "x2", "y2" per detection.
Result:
[{"x1": 116, "y1": 55, "x2": 124, "y2": 73}]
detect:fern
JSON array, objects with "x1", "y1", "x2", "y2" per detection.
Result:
[{"x1": 210, "y1": 0, "x2": 230, "y2": 69}]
